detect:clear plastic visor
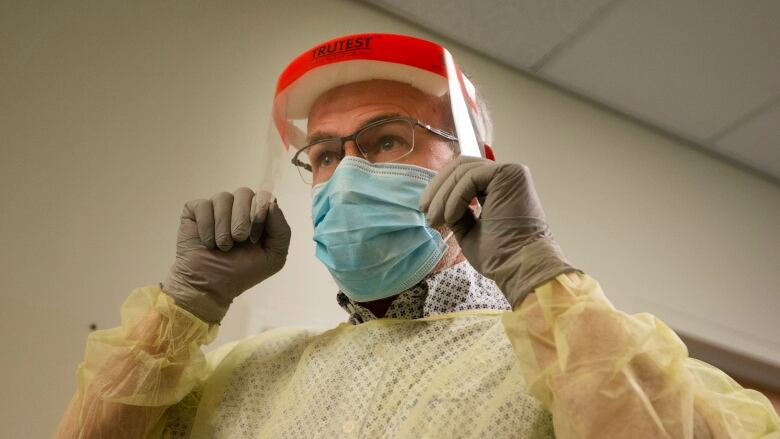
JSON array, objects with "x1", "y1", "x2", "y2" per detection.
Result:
[{"x1": 265, "y1": 55, "x2": 485, "y2": 190}]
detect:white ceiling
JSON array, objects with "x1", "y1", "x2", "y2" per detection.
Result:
[{"x1": 362, "y1": 0, "x2": 780, "y2": 182}]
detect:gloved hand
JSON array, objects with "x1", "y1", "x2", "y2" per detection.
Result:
[
  {"x1": 162, "y1": 188, "x2": 291, "y2": 323},
  {"x1": 420, "y1": 156, "x2": 576, "y2": 307}
]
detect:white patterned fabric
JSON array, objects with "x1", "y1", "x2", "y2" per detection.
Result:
[
  {"x1": 338, "y1": 261, "x2": 511, "y2": 324},
  {"x1": 165, "y1": 315, "x2": 554, "y2": 438}
]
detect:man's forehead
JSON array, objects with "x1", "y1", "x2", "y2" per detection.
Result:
[{"x1": 307, "y1": 80, "x2": 435, "y2": 121}]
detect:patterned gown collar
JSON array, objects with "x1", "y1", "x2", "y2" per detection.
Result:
[{"x1": 337, "y1": 261, "x2": 511, "y2": 324}]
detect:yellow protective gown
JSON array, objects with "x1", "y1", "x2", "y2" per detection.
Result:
[{"x1": 57, "y1": 273, "x2": 780, "y2": 438}]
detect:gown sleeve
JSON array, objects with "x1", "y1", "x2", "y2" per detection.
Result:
[
  {"x1": 56, "y1": 285, "x2": 218, "y2": 438},
  {"x1": 501, "y1": 272, "x2": 780, "y2": 439}
]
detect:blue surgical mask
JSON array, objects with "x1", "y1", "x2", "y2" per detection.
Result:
[{"x1": 311, "y1": 157, "x2": 447, "y2": 302}]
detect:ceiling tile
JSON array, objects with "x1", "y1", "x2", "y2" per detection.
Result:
[
  {"x1": 538, "y1": 0, "x2": 780, "y2": 142},
  {"x1": 714, "y1": 100, "x2": 780, "y2": 179},
  {"x1": 362, "y1": 0, "x2": 614, "y2": 69}
]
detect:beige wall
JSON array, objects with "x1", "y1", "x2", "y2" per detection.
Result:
[{"x1": 1, "y1": 0, "x2": 778, "y2": 436}]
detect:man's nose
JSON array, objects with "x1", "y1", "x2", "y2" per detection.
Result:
[{"x1": 342, "y1": 138, "x2": 362, "y2": 158}]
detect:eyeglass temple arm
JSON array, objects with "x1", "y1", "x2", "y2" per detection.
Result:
[
  {"x1": 418, "y1": 121, "x2": 458, "y2": 141},
  {"x1": 291, "y1": 155, "x2": 313, "y2": 172}
]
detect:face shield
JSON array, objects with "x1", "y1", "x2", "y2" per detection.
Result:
[{"x1": 262, "y1": 33, "x2": 491, "y2": 189}]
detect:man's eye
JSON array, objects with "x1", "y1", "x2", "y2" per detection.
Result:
[
  {"x1": 375, "y1": 136, "x2": 404, "y2": 152},
  {"x1": 316, "y1": 151, "x2": 340, "y2": 168}
]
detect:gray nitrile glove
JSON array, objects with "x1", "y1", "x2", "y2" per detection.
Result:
[
  {"x1": 162, "y1": 188, "x2": 291, "y2": 323},
  {"x1": 420, "y1": 156, "x2": 577, "y2": 307}
]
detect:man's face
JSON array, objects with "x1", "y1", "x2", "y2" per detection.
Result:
[
  {"x1": 306, "y1": 80, "x2": 465, "y2": 275},
  {"x1": 306, "y1": 79, "x2": 456, "y2": 178}
]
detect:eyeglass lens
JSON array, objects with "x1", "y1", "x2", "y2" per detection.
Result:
[{"x1": 297, "y1": 119, "x2": 415, "y2": 184}]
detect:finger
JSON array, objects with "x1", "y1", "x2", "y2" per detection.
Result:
[
  {"x1": 250, "y1": 190, "x2": 273, "y2": 244},
  {"x1": 444, "y1": 164, "x2": 498, "y2": 225},
  {"x1": 420, "y1": 156, "x2": 485, "y2": 212},
  {"x1": 211, "y1": 192, "x2": 234, "y2": 251},
  {"x1": 178, "y1": 201, "x2": 200, "y2": 242},
  {"x1": 188, "y1": 198, "x2": 216, "y2": 249},
  {"x1": 231, "y1": 187, "x2": 254, "y2": 242},
  {"x1": 262, "y1": 200, "x2": 291, "y2": 255},
  {"x1": 426, "y1": 161, "x2": 484, "y2": 227},
  {"x1": 510, "y1": 164, "x2": 546, "y2": 219}
]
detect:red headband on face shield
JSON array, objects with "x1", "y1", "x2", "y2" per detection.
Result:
[{"x1": 271, "y1": 33, "x2": 489, "y2": 159}]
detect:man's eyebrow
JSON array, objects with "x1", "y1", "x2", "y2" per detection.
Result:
[
  {"x1": 360, "y1": 112, "x2": 403, "y2": 128},
  {"x1": 307, "y1": 112, "x2": 404, "y2": 144}
]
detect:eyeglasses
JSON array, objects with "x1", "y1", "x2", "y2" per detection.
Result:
[{"x1": 291, "y1": 117, "x2": 458, "y2": 184}]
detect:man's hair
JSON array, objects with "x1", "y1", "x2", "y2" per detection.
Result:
[{"x1": 472, "y1": 83, "x2": 494, "y2": 146}]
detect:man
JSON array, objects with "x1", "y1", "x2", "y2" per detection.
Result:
[{"x1": 58, "y1": 33, "x2": 778, "y2": 438}]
